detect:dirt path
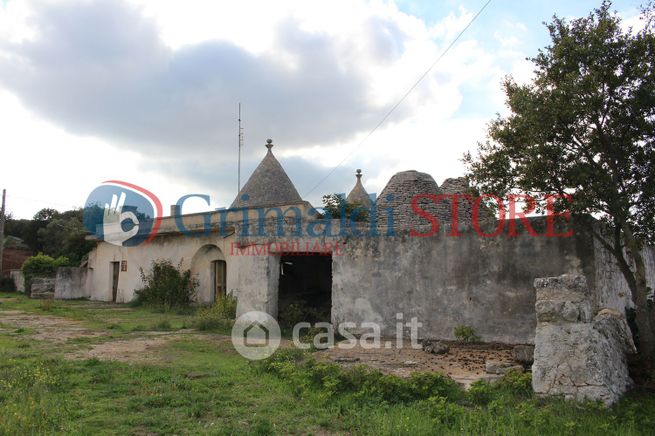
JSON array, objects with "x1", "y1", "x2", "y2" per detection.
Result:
[
  {"x1": 0, "y1": 309, "x2": 107, "y2": 342},
  {"x1": 0, "y1": 309, "x2": 208, "y2": 363},
  {"x1": 66, "y1": 333, "x2": 180, "y2": 363}
]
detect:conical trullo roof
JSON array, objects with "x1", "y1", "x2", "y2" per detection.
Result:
[
  {"x1": 230, "y1": 139, "x2": 303, "y2": 209},
  {"x1": 375, "y1": 170, "x2": 449, "y2": 232},
  {"x1": 346, "y1": 169, "x2": 372, "y2": 208}
]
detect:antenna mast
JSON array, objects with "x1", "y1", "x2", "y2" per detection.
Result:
[{"x1": 238, "y1": 103, "x2": 244, "y2": 193}]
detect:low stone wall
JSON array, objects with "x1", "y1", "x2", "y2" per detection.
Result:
[
  {"x1": 55, "y1": 267, "x2": 89, "y2": 300},
  {"x1": 9, "y1": 269, "x2": 25, "y2": 293},
  {"x1": 30, "y1": 277, "x2": 56, "y2": 299},
  {"x1": 532, "y1": 274, "x2": 636, "y2": 405}
]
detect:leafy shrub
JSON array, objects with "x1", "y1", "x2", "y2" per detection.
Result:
[
  {"x1": 494, "y1": 369, "x2": 533, "y2": 398},
  {"x1": 454, "y1": 325, "x2": 480, "y2": 342},
  {"x1": 133, "y1": 259, "x2": 197, "y2": 309},
  {"x1": 0, "y1": 276, "x2": 16, "y2": 291},
  {"x1": 194, "y1": 294, "x2": 237, "y2": 331},
  {"x1": 21, "y1": 253, "x2": 71, "y2": 294},
  {"x1": 22, "y1": 253, "x2": 71, "y2": 280},
  {"x1": 422, "y1": 395, "x2": 466, "y2": 425},
  {"x1": 321, "y1": 193, "x2": 369, "y2": 221},
  {"x1": 465, "y1": 370, "x2": 533, "y2": 408},
  {"x1": 256, "y1": 351, "x2": 462, "y2": 404},
  {"x1": 467, "y1": 379, "x2": 494, "y2": 405}
]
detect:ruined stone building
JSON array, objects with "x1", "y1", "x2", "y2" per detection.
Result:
[
  {"x1": 59, "y1": 139, "x2": 655, "y2": 403},
  {"x1": 70, "y1": 139, "x2": 652, "y2": 341}
]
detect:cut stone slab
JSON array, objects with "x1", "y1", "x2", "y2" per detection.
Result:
[
  {"x1": 423, "y1": 340, "x2": 449, "y2": 355},
  {"x1": 485, "y1": 360, "x2": 524, "y2": 375},
  {"x1": 30, "y1": 277, "x2": 56, "y2": 299},
  {"x1": 512, "y1": 345, "x2": 534, "y2": 364}
]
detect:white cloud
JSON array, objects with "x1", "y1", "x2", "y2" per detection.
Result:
[{"x1": 0, "y1": 0, "x2": 533, "y2": 217}]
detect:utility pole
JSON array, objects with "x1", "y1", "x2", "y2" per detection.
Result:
[
  {"x1": 238, "y1": 103, "x2": 244, "y2": 194},
  {"x1": 0, "y1": 189, "x2": 6, "y2": 276}
]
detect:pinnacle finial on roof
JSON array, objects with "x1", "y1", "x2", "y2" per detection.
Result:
[
  {"x1": 346, "y1": 168, "x2": 372, "y2": 208},
  {"x1": 230, "y1": 137, "x2": 303, "y2": 209}
]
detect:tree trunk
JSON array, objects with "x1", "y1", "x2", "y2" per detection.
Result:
[{"x1": 622, "y1": 223, "x2": 655, "y2": 364}]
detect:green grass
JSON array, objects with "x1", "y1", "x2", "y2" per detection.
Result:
[
  {"x1": 0, "y1": 292, "x2": 196, "y2": 331},
  {"x1": 1, "y1": 292, "x2": 654, "y2": 435}
]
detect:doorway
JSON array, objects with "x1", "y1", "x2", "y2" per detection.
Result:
[
  {"x1": 277, "y1": 254, "x2": 332, "y2": 325},
  {"x1": 110, "y1": 261, "x2": 120, "y2": 302},
  {"x1": 211, "y1": 260, "x2": 226, "y2": 302}
]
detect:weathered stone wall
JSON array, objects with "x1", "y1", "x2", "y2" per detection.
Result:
[
  {"x1": 55, "y1": 267, "x2": 89, "y2": 300},
  {"x1": 592, "y1": 238, "x2": 655, "y2": 313},
  {"x1": 332, "y1": 217, "x2": 596, "y2": 344},
  {"x1": 86, "y1": 233, "x2": 239, "y2": 303},
  {"x1": 532, "y1": 274, "x2": 635, "y2": 405},
  {"x1": 30, "y1": 277, "x2": 55, "y2": 299},
  {"x1": 9, "y1": 269, "x2": 25, "y2": 293}
]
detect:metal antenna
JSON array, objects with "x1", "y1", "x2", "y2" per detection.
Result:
[{"x1": 238, "y1": 103, "x2": 244, "y2": 193}]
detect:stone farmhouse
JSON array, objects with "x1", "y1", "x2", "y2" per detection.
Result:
[{"x1": 56, "y1": 139, "x2": 655, "y2": 404}]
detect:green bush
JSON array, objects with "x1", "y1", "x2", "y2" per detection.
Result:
[
  {"x1": 22, "y1": 253, "x2": 71, "y2": 279},
  {"x1": 133, "y1": 259, "x2": 197, "y2": 309},
  {"x1": 21, "y1": 253, "x2": 71, "y2": 294},
  {"x1": 454, "y1": 325, "x2": 480, "y2": 342},
  {"x1": 321, "y1": 193, "x2": 369, "y2": 221},
  {"x1": 0, "y1": 276, "x2": 16, "y2": 291},
  {"x1": 256, "y1": 351, "x2": 462, "y2": 404},
  {"x1": 194, "y1": 294, "x2": 237, "y2": 331}
]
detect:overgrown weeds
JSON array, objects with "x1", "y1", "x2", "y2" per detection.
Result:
[
  {"x1": 133, "y1": 259, "x2": 197, "y2": 309},
  {"x1": 454, "y1": 325, "x2": 481, "y2": 342},
  {"x1": 255, "y1": 348, "x2": 463, "y2": 404},
  {"x1": 193, "y1": 294, "x2": 237, "y2": 331}
]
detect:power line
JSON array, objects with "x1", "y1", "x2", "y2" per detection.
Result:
[
  {"x1": 302, "y1": 0, "x2": 493, "y2": 197},
  {"x1": 5, "y1": 193, "x2": 80, "y2": 209}
]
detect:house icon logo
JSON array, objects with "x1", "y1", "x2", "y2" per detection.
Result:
[
  {"x1": 231, "y1": 311, "x2": 281, "y2": 360},
  {"x1": 243, "y1": 320, "x2": 270, "y2": 347}
]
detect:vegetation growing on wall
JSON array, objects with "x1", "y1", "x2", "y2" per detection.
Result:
[
  {"x1": 133, "y1": 259, "x2": 198, "y2": 309},
  {"x1": 194, "y1": 294, "x2": 237, "y2": 331},
  {"x1": 454, "y1": 325, "x2": 481, "y2": 343}
]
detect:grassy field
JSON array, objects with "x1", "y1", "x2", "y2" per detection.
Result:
[{"x1": 0, "y1": 291, "x2": 654, "y2": 435}]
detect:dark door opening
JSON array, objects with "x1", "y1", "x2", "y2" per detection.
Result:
[
  {"x1": 110, "y1": 261, "x2": 120, "y2": 302},
  {"x1": 277, "y1": 254, "x2": 332, "y2": 325},
  {"x1": 212, "y1": 260, "x2": 226, "y2": 302}
]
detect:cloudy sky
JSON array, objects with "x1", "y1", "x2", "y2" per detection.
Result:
[{"x1": 0, "y1": 0, "x2": 643, "y2": 218}]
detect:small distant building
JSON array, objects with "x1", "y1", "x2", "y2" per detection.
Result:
[{"x1": 2, "y1": 236, "x2": 31, "y2": 276}]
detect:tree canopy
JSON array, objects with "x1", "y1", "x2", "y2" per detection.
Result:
[
  {"x1": 464, "y1": 1, "x2": 655, "y2": 362},
  {"x1": 5, "y1": 208, "x2": 94, "y2": 264}
]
